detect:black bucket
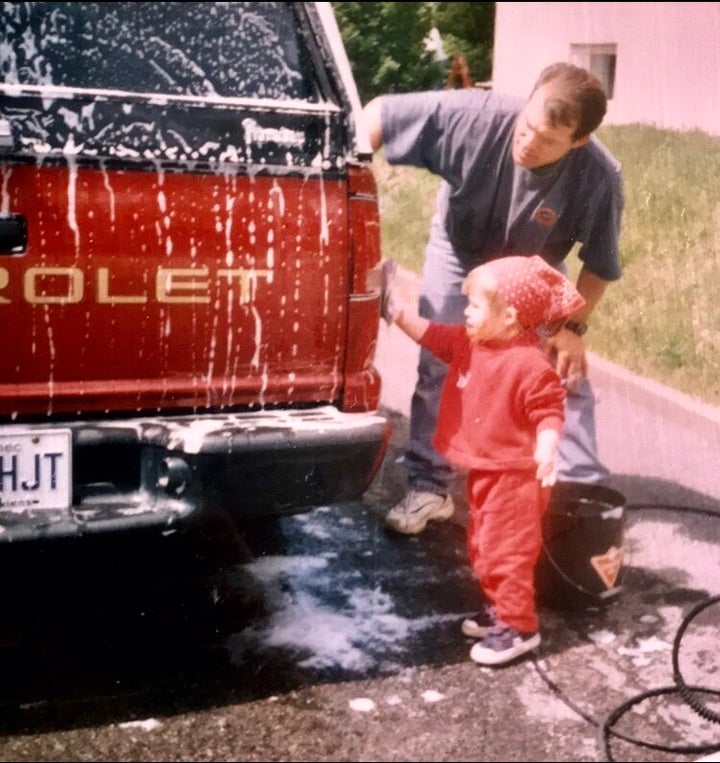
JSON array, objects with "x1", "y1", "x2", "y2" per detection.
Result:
[{"x1": 535, "y1": 481, "x2": 626, "y2": 610}]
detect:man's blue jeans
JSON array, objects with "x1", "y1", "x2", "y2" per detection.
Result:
[{"x1": 403, "y1": 227, "x2": 610, "y2": 494}]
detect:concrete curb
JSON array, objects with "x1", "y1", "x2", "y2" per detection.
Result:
[
  {"x1": 589, "y1": 351, "x2": 720, "y2": 499},
  {"x1": 589, "y1": 350, "x2": 720, "y2": 429}
]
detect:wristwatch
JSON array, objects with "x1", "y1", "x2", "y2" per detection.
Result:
[{"x1": 564, "y1": 320, "x2": 588, "y2": 336}]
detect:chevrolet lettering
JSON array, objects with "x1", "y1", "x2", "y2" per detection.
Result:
[{"x1": 0, "y1": 266, "x2": 274, "y2": 305}]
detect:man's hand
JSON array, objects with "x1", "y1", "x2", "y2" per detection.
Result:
[{"x1": 544, "y1": 328, "x2": 588, "y2": 392}]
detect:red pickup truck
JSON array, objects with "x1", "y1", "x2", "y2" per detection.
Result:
[{"x1": 0, "y1": 2, "x2": 390, "y2": 542}]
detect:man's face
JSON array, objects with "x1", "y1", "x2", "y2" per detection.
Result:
[{"x1": 512, "y1": 83, "x2": 590, "y2": 169}]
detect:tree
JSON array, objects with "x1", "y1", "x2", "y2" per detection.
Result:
[
  {"x1": 332, "y1": 2, "x2": 445, "y2": 103},
  {"x1": 332, "y1": 3, "x2": 495, "y2": 101},
  {"x1": 432, "y1": 2, "x2": 495, "y2": 85}
]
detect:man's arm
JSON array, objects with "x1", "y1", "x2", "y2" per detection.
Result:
[
  {"x1": 545, "y1": 265, "x2": 609, "y2": 387},
  {"x1": 362, "y1": 97, "x2": 384, "y2": 152},
  {"x1": 570, "y1": 266, "x2": 608, "y2": 323}
]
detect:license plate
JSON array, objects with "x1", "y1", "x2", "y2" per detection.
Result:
[{"x1": 0, "y1": 429, "x2": 72, "y2": 511}]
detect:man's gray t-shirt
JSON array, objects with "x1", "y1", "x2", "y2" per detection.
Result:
[{"x1": 380, "y1": 88, "x2": 623, "y2": 281}]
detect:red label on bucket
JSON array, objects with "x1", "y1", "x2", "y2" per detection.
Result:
[{"x1": 590, "y1": 545, "x2": 623, "y2": 589}]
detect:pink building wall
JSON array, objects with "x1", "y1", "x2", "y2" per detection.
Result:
[{"x1": 492, "y1": 2, "x2": 720, "y2": 136}]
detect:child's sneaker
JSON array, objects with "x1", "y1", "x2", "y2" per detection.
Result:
[
  {"x1": 461, "y1": 603, "x2": 498, "y2": 639},
  {"x1": 469, "y1": 624, "x2": 541, "y2": 666}
]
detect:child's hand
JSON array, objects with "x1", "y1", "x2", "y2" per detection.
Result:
[
  {"x1": 534, "y1": 429, "x2": 560, "y2": 487},
  {"x1": 380, "y1": 259, "x2": 398, "y2": 325},
  {"x1": 535, "y1": 460, "x2": 557, "y2": 488},
  {"x1": 379, "y1": 263, "x2": 429, "y2": 342}
]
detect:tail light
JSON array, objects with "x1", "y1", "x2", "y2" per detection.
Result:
[{"x1": 341, "y1": 163, "x2": 383, "y2": 412}]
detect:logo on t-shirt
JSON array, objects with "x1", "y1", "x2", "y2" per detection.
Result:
[{"x1": 533, "y1": 206, "x2": 558, "y2": 227}]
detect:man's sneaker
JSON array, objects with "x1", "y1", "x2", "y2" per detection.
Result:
[
  {"x1": 384, "y1": 490, "x2": 454, "y2": 534},
  {"x1": 461, "y1": 603, "x2": 498, "y2": 639},
  {"x1": 469, "y1": 624, "x2": 541, "y2": 666}
]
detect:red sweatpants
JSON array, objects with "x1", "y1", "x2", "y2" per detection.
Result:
[{"x1": 466, "y1": 469, "x2": 551, "y2": 634}]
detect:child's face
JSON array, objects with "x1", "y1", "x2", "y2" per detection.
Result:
[{"x1": 463, "y1": 269, "x2": 513, "y2": 343}]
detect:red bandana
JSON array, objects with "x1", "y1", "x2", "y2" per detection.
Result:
[{"x1": 484, "y1": 255, "x2": 586, "y2": 329}]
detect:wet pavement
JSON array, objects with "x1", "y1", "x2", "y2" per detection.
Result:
[
  {"x1": 0, "y1": 405, "x2": 717, "y2": 762},
  {"x1": 0, "y1": 304, "x2": 718, "y2": 760}
]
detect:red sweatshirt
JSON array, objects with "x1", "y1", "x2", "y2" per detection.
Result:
[{"x1": 420, "y1": 323, "x2": 566, "y2": 472}]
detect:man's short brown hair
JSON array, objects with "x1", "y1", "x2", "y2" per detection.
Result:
[{"x1": 531, "y1": 62, "x2": 608, "y2": 140}]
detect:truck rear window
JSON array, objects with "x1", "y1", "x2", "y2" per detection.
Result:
[{"x1": 0, "y1": 1, "x2": 317, "y2": 101}]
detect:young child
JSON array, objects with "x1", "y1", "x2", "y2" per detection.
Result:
[{"x1": 381, "y1": 255, "x2": 586, "y2": 666}]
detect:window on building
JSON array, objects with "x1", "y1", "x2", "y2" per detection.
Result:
[{"x1": 570, "y1": 44, "x2": 617, "y2": 99}]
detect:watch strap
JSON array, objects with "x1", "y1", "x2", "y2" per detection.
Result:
[{"x1": 564, "y1": 320, "x2": 588, "y2": 336}]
